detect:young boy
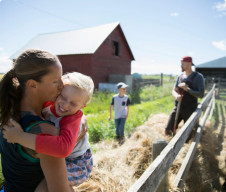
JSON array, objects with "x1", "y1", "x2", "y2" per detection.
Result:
[
  {"x1": 3, "y1": 72, "x2": 94, "y2": 190},
  {"x1": 108, "y1": 82, "x2": 130, "y2": 143}
]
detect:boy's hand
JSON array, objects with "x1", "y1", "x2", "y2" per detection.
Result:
[
  {"x1": 108, "y1": 116, "x2": 111, "y2": 121},
  {"x1": 2, "y1": 119, "x2": 24, "y2": 143}
]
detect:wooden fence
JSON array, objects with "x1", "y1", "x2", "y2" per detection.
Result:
[
  {"x1": 133, "y1": 78, "x2": 161, "y2": 90},
  {"x1": 206, "y1": 77, "x2": 226, "y2": 98},
  {"x1": 128, "y1": 84, "x2": 216, "y2": 192},
  {"x1": 218, "y1": 78, "x2": 226, "y2": 98}
]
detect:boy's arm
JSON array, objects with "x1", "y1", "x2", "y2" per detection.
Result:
[
  {"x1": 36, "y1": 110, "x2": 83, "y2": 157},
  {"x1": 126, "y1": 98, "x2": 130, "y2": 119},
  {"x1": 126, "y1": 106, "x2": 129, "y2": 119},
  {"x1": 108, "y1": 97, "x2": 114, "y2": 120},
  {"x1": 108, "y1": 105, "x2": 113, "y2": 120},
  {"x1": 3, "y1": 119, "x2": 37, "y2": 150},
  {"x1": 3, "y1": 111, "x2": 83, "y2": 158}
]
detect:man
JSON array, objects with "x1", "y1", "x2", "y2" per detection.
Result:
[{"x1": 165, "y1": 56, "x2": 205, "y2": 136}]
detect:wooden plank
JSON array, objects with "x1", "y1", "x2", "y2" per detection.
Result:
[
  {"x1": 128, "y1": 109, "x2": 202, "y2": 192},
  {"x1": 173, "y1": 97, "x2": 214, "y2": 188},
  {"x1": 127, "y1": 85, "x2": 215, "y2": 192},
  {"x1": 152, "y1": 140, "x2": 168, "y2": 192},
  {"x1": 200, "y1": 84, "x2": 215, "y2": 111}
]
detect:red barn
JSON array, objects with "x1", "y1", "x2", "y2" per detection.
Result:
[{"x1": 11, "y1": 22, "x2": 135, "y2": 88}]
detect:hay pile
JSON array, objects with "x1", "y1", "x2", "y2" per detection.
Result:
[{"x1": 73, "y1": 113, "x2": 225, "y2": 192}]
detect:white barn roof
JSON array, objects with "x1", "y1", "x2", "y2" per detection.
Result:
[
  {"x1": 196, "y1": 56, "x2": 226, "y2": 68},
  {"x1": 11, "y1": 22, "x2": 120, "y2": 59}
]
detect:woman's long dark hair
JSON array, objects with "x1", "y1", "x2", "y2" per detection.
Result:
[{"x1": 0, "y1": 49, "x2": 61, "y2": 126}]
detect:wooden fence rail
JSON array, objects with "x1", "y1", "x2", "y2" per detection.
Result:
[
  {"x1": 173, "y1": 95, "x2": 214, "y2": 188},
  {"x1": 133, "y1": 79, "x2": 161, "y2": 90},
  {"x1": 128, "y1": 84, "x2": 216, "y2": 192}
]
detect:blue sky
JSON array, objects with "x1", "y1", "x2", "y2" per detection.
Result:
[{"x1": 0, "y1": 0, "x2": 226, "y2": 74}]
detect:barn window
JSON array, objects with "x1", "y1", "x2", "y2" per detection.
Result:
[{"x1": 113, "y1": 41, "x2": 119, "y2": 56}]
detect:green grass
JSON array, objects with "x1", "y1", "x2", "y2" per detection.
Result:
[
  {"x1": 139, "y1": 82, "x2": 173, "y2": 102},
  {"x1": 82, "y1": 91, "x2": 114, "y2": 115},
  {"x1": 87, "y1": 96, "x2": 174, "y2": 143}
]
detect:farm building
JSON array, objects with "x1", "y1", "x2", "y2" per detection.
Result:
[
  {"x1": 195, "y1": 56, "x2": 226, "y2": 79},
  {"x1": 11, "y1": 22, "x2": 135, "y2": 88},
  {"x1": 196, "y1": 56, "x2": 226, "y2": 97}
]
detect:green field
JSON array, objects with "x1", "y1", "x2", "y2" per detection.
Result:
[{"x1": 84, "y1": 80, "x2": 175, "y2": 143}]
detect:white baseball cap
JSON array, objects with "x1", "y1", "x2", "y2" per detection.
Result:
[{"x1": 117, "y1": 82, "x2": 128, "y2": 89}]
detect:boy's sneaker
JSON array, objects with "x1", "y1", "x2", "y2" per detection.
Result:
[{"x1": 118, "y1": 136, "x2": 125, "y2": 145}]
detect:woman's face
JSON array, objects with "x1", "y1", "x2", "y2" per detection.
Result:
[{"x1": 37, "y1": 63, "x2": 63, "y2": 103}]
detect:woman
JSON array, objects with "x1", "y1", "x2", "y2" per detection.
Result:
[{"x1": 0, "y1": 49, "x2": 73, "y2": 192}]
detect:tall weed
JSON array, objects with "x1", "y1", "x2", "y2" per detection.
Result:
[
  {"x1": 140, "y1": 82, "x2": 173, "y2": 102},
  {"x1": 83, "y1": 91, "x2": 114, "y2": 114}
]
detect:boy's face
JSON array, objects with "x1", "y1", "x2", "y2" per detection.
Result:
[
  {"x1": 118, "y1": 87, "x2": 126, "y2": 94},
  {"x1": 54, "y1": 85, "x2": 86, "y2": 117}
]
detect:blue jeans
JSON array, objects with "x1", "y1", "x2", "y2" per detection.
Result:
[{"x1": 115, "y1": 118, "x2": 126, "y2": 137}]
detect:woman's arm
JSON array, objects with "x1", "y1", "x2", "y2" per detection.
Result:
[
  {"x1": 39, "y1": 153, "x2": 72, "y2": 192},
  {"x1": 76, "y1": 115, "x2": 88, "y2": 143}
]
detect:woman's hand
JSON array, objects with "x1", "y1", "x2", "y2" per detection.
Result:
[
  {"x1": 77, "y1": 115, "x2": 88, "y2": 142},
  {"x1": 2, "y1": 119, "x2": 24, "y2": 143}
]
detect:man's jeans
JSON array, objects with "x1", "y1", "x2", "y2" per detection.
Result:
[{"x1": 115, "y1": 118, "x2": 126, "y2": 137}]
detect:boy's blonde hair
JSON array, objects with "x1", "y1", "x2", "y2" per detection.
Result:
[{"x1": 62, "y1": 72, "x2": 94, "y2": 105}]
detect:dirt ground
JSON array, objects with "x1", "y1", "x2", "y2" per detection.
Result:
[{"x1": 74, "y1": 100, "x2": 226, "y2": 192}]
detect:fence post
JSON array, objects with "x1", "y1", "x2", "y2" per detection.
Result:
[
  {"x1": 160, "y1": 73, "x2": 163, "y2": 86},
  {"x1": 152, "y1": 139, "x2": 168, "y2": 192}
]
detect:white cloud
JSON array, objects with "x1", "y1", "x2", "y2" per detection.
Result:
[
  {"x1": 214, "y1": 0, "x2": 226, "y2": 17},
  {"x1": 0, "y1": 55, "x2": 12, "y2": 73},
  {"x1": 212, "y1": 40, "x2": 226, "y2": 51},
  {"x1": 170, "y1": 12, "x2": 179, "y2": 17},
  {"x1": 215, "y1": 0, "x2": 226, "y2": 11}
]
